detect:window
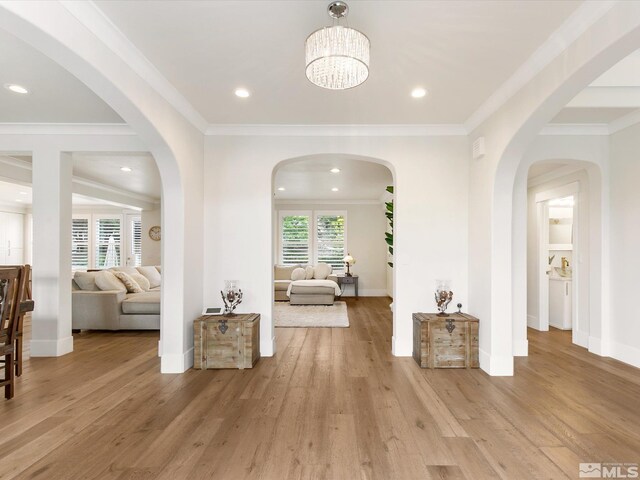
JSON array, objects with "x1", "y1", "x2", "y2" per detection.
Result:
[
  {"x1": 315, "y1": 213, "x2": 345, "y2": 271},
  {"x1": 279, "y1": 210, "x2": 346, "y2": 271},
  {"x1": 71, "y1": 217, "x2": 90, "y2": 271},
  {"x1": 95, "y1": 216, "x2": 122, "y2": 268},
  {"x1": 280, "y1": 213, "x2": 310, "y2": 265},
  {"x1": 129, "y1": 216, "x2": 142, "y2": 267}
]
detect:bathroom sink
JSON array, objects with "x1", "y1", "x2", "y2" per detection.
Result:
[{"x1": 554, "y1": 267, "x2": 572, "y2": 278}]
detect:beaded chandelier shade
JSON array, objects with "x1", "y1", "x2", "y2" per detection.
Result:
[{"x1": 305, "y1": 2, "x2": 370, "y2": 90}]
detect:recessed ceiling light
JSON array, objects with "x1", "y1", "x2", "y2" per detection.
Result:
[
  {"x1": 15, "y1": 199, "x2": 23, "y2": 202},
  {"x1": 19, "y1": 191, "x2": 27, "y2": 195},
  {"x1": 120, "y1": 166, "x2": 132, "y2": 172},
  {"x1": 411, "y1": 87, "x2": 427, "y2": 98},
  {"x1": 277, "y1": 187, "x2": 285, "y2": 191},
  {"x1": 330, "y1": 168, "x2": 341, "y2": 173},
  {"x1": 234, "y1": 88, "x2": 250, "y2": 98},
  {"x1": 332, "y1": 187, "x2": 339, "y2": 192},
  {"x1": 5, "y1": 84, "x2": 29, "y2": 94}
]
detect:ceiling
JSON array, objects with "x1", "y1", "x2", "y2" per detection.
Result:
[
  {"x1": 0, "y1": 179, "x2": 125, "y2": 207},
  {"x1": 71, "y1": 153, "x2": 161, "y2": 200},
  {"x1": 274, "y1": 156, "x2": 392, "y2": 201},
  {"x1": 92, "y1": 0, "x2": 580, "y2": 125},
  {"x1": 0, "y1": 28, "x2": 122, "y2": 123},
  {"x1": 527, "y1": 162, "x2": 568, "y2": 179}
]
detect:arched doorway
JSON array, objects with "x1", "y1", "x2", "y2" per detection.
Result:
[
  {"x1": 0, "y1": 2, "x2": 204, "y2": 372},
  {"x1": 270, "y1": 154, "x2": 396, "y2": 352}
]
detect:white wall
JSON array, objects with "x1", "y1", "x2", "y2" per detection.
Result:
[
  {"x1": 610, "y1": 123, "x2": 640, "y2": 367},
  {"x1": 204, "y1": 135, "x2": 469, "y2": 358},
  {"x1": 274, "y1": 202, "x2": 388, "y2": 296},
  {"x1": 141, "y1": 208, "x2": 161, "y2": 265}
]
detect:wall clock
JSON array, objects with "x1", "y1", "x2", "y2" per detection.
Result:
[{"x1": 148, "y1": 226, "x2": 161, "y2": 241}]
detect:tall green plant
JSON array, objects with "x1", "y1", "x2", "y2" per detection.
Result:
[{"x1": 385, "y1": 185, "x2": 393, "y2": 267}]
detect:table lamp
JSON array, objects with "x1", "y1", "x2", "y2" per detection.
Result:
[{"x1": 343, "y1": 254, "x2": 356, "y2": 276}]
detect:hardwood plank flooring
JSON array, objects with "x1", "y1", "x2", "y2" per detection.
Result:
[{"x1": 2, "y1": 297, "x2": 640, "y2": 479}]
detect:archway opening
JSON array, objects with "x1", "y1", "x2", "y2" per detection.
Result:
[{"x1": 271, "y1": 154, "x2": 395, "y2": 351}]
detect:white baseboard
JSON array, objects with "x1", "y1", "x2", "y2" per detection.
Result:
[
  {"x1": 160, "y1": 347, "x2": 193, "y2": 373},
  {"x1": 341, "y1": 289, "x2": 389, "y2": 297},
  {"x1": 260, "y1": 336, "x2": 276, "y2": 357},
  {"x1": 574, "y1": 329, "x2": 589, "y2": 348},
  {"x1": 588, "y1": 336, "x2": 607, "y2": 356},
  {"x1": 479, "y1": 348, "x2": 514, "y2": 376},
  {"x1": 527, "y1": 315, "x2": 539, "y2": 329},
  {"x1": 513, "y1": 339, "x2": 529, "y2": 356},
  {"x1": 30, "y1": 336, "x2": 74, "y2": 357},
  {"x1": 609, "y1": 340, "x2": 640, "y2": 368},
  {"x1": 392, "y1": 335, "x2": 412, "y2": 356}
]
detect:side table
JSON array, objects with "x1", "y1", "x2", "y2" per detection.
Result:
[{"x1": 336, "y1": 274, "x2": 359, "y2": 298}]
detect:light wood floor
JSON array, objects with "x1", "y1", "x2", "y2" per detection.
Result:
[{"x1": 2, "y1": 297, "x2": 640, "y2": 479}]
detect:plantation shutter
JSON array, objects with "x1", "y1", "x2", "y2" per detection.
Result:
[
  {"x1": 130, "y1": 217, "x2": 142, "y2": 266},
  {"x1": 280, "y1": 214, "x2": 310, "y2": 265},
  {"x1": 71, "y1": 218, "x2": 89, "y2": 271},
  {"x1": 316, "y1": 214, "x2": 345, "y2": 271},
  {"x1": 95, "y1": 217, "x2": 121, "y2": 268}
]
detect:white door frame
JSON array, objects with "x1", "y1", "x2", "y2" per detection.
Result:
[{"x1": 535, "y1": 182, "x2": 581, "y2": 344}]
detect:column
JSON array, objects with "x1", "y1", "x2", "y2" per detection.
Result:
[{"x1": 30, "y1": 149, "x2": 73, "y2": 357}]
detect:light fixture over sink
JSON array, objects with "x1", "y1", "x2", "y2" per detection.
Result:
[{"x1": 305, "y1": 1, "x2": 370, "y2": 90}]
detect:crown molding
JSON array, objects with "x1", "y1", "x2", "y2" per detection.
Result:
[
  {"x1": 206, "y1": 124, "x2": 468, "y2": 136},
  {"x1": 0, "y1": 123, "x2": 135, "y2": 136},
  {"x1": 528, "y1": 164, "x2": 586, "y2": 188},
  {"x1": 539, "y1": 123, "x2": 610, "y2": 136},
  {"x1": 62, "y1": 1, "x2": 209, "y2": 133},
  {"x1": 608, "y1": 108, "x2": 640, "y2": 134},
  {"x1": 465, "y1": 1, "x2": 617, "y2": 132}
]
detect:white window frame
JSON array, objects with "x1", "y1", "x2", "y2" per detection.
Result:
[
  {"x1": 71, "y1": 214, "x2": 91, "y2": 271},
  {"x1": 93, "y1": 214, "x2": 124, "y2": 269},
  {"x1": 125, "y1": 213, "x2": 142, "y2": 267},
  {"x1": 278, "y1": 210, "x2": 312, "y2": 266},
  {"x1": 278, "y1": 210, "x2": 347, "y2": 272},
  {"x1": 313, "y1": 210, "x2": 347, "y2": 273}
]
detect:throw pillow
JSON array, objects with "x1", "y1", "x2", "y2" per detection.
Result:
[
  {"x1": 130, "y1": 272, "x2": 151, "y2": 291},
  {"x1": 73, "y1": 272, "x2": 100, "y2": 291},
  {"x1": 112, "y1": 271, "x2": 144, "y2": 293},
  {"x1": 291, "y1": 267, "x2": 306, "y2": 281},
  {"x1": 304, "y1": 266, "x2": 315, "y2": 280},
  {"x1": 314, "y1": 263, "x2": 332, "y2": 280},
  {"x1": 95, "y1": 271, "x2": 126, "y2": 292},
  {"x1": 136, "y1": 266, "x2": 161, "y2": 289}
]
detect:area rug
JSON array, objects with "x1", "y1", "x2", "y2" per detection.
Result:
[{"x1": 274, "y1": 301, "x2": 349, "y2": 328}]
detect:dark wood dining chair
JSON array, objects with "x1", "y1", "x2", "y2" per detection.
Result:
[
  {"x1": 0, "y1": 267, "x2": 25, "y2": 400},
  {"x1": 14, "y1": 265, "x2": 33, "y2": 377}
]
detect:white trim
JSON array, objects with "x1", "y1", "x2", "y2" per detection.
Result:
[
  {"x1": 261, "y1": 336, "x2": 276, "y2": 357},
  {"x1": 527, "y1": 314, "x2": 541, "y2": 329},
  {"x1": 574, "y1": 329, "x2": 589, "y2": 349},
  {"x1": 608, "y1": 108, "x2": 640, "y2": 134},
  {"x1": 61, "y1": 1, "x2": 209, "y2": 133},
  {"x1": 465, "y1": 1, "x2": 616, "y2": 132},
  {"x1": 588, "y1": 335, "x2": 607, "y2": 356},
  {"x1": 160, "y1": 347, "x2": 194, "y2": 373},
  {"x1": 479, "y1": 348, "x2": 514, "y2": 376},
  {"x1": 275, "y1": 199, "x2": 381, "y2": 205},
  {"x1": 392, "y1": 335, "x2": 411, "y2": 356},
  {"x1": 205, "y1": 124, "x2": 468, "y2": 137},
  {"x1": 610, "y1": 340, "x2": 640, "y2": 368},
  {"x1": 539, "y1": 124, "x2": 610, "y2": 136},
  {"x1": 30, "y1": 336, "x2": 74, "y2": 357},
  {"x1": 513, "y1": 339, "x2": 528, "y2": 357},
  {"x1": 0, "y1": 123, "x2": 134, "y2": 135},
  {"x1": 73, "y1": 177, "x2": 159, "y2": 206}
]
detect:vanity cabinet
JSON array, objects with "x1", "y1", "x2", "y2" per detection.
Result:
[{"x1": 549, "y1": 277, "x2": 572, "y2": 330}]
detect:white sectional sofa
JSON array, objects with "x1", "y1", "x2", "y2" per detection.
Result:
[{"x1": 72, "y1": 266, "x2": 161, "y2": 330}]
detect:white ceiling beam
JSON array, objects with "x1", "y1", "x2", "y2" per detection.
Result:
[{"x1": 566, "y1": 87, "x2": 640, "y2": 108}]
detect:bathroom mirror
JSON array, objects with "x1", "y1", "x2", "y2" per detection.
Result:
[{"x1": 549, "y1": 218, "x2": 573, "y2": 247}]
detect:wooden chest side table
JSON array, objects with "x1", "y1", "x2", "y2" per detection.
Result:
[
  {"x1": 194, "y1": 313, "x2": 260, "y2": 369},
  {"x1": 412, "y1": 312, "x2": 479, "y2": 369}
]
